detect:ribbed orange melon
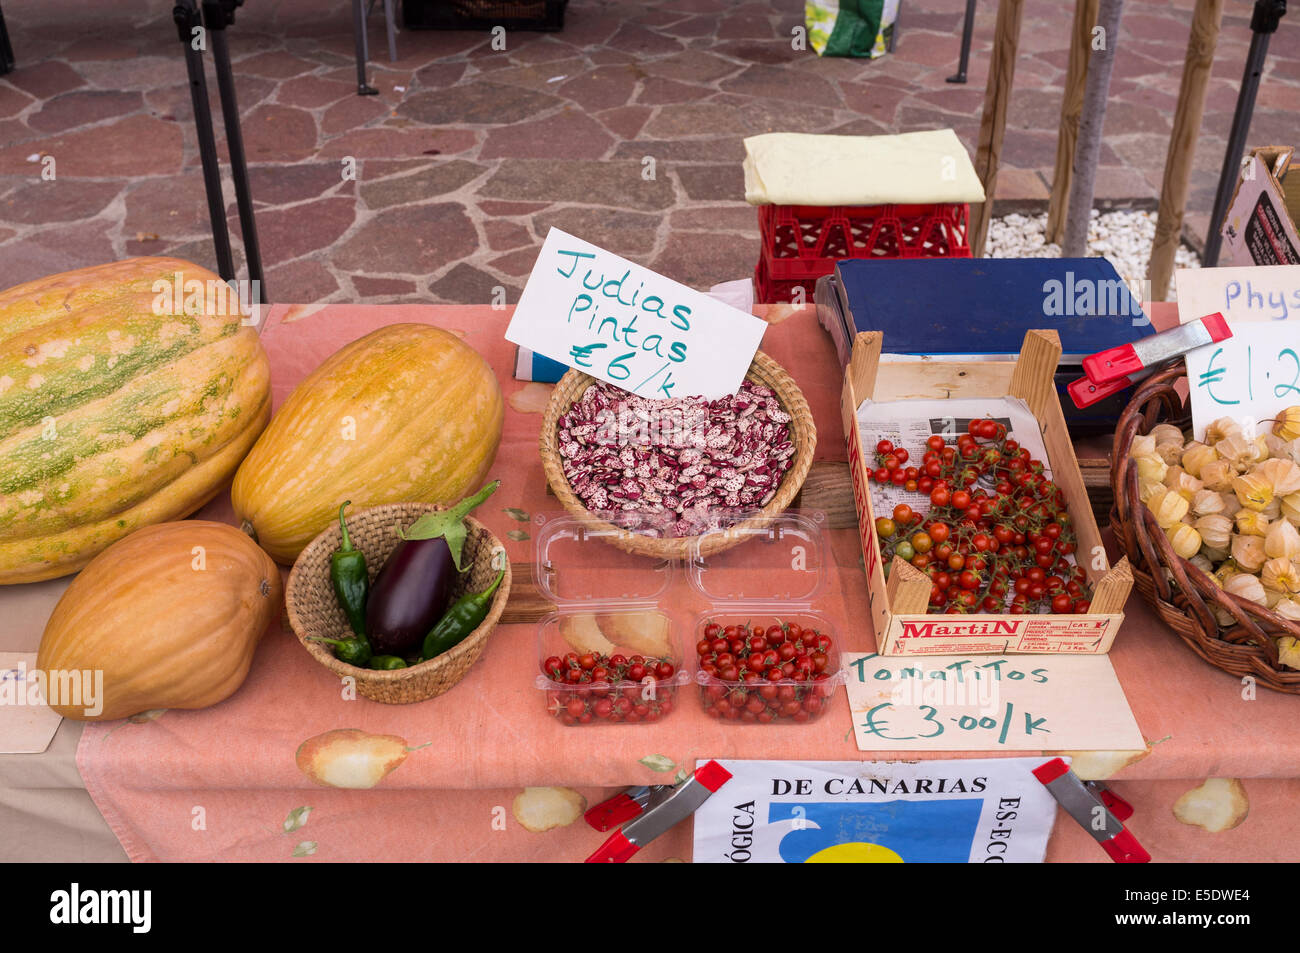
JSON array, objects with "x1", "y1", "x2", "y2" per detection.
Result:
[{"x1": 36, "y1": 521, "x2": 281, "y2": 721}]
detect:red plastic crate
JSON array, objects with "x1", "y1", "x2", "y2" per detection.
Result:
[{"x1": 753, "y1": 202, "x2": 971, "y2": 303}]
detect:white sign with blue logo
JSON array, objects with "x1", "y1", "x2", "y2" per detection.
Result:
[{"x1": 693, "y1": 758, "x2": 1059, "y2": 863}]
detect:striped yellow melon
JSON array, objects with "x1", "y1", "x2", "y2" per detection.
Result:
[
  {"x1": 0, "y1": 257, "x2": 271, "y2": 584},
  {"x1": 232, "y1": 323, "x2": 503, "y2": 564}
]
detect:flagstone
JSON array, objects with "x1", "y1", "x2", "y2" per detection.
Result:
[
  {"x1": 533, "y1": 206, "x2": 660, "y2": 256},
  {"x1": 0, "y1": 114, "x2": 182, "y2": 176},
  {"x1": 268, "y1": 257, "x2": 340, "y2": 302},
  {"x1": 0, "y1": 179, "x2": 120, "y2": 224},
  {"x1": 359, "y1": 159, "x2": 487, "y2": 209},
  {"x1": 399, "y1": 82, "x2": 561, "y2": 124},
  {"x1": 479, "y1": 159, "x2": 676, "y2": 210},
  {"x1": 480, "y1": 108, "x2": 614, "y2": 160},
  {"x1": 27, "y1": 90, "x2": 142, "y2": 134},
  {"x1": 277, "y1": 73, "x2": 355, "y2": 109},
  {"x1": 250, "y1": 196, "x2": 357, "y2": 265},
  {"x1": 557, "y1": 65, "x2": 640, "y2": 112},
  {"x1": 334, "y1": 201, "x2": 476, "y2": 274},
  {"x1": 351, "y1": 274, "x2": 417, "y2": 297},
  {"x1": 241, "y1": 104, "x2": 319, "y2": 162},
  {"x1": 429, "y1": 262, "x2": 517, "y2": 303}
]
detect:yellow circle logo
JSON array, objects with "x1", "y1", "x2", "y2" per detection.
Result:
[{"x1": 805, "y1": 843, "x2": 905, "y2": 863}]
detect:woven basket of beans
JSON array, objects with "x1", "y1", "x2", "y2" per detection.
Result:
[
  {"x1": 539, "y1": 350, "x2": 817, "y2": 561},
  {"x1": 1110, "y1": 362, "x2": 1300, "y2": 694},
  {"x1": 286, "y1": 502, "x2": 511, "y2": 704}
]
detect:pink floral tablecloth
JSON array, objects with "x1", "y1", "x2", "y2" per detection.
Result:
[{"x1": 50, "y1": 303, "x2": 1300, "y2": 862}]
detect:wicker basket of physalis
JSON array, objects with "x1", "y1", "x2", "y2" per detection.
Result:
[{"x1": 1111, "y1": 363, "x2": 1300, "y2": 693}]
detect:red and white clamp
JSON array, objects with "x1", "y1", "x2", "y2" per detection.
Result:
[
  {"x1": 585, "y1": 761, "x2": 733, "y2": 863},
  {"x1": 1068, "y1": 312, "x2": 1231, "y2": 409},
  {"x1": 1033, "y1": 757, "x2": 1150, "y2": 863}
]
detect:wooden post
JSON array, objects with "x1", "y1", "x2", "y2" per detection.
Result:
[
  {"x1": 1046, "y1": 0, "x2": 1100, "y2": 244},
  {"x1": 970, "y1": 0, "x2": 1026, "y2": 257},
  {"x1": 1148, "y1": 0, "x2": 1224, "y2": 301},
  {"x1": 1062, "y1": 0, "x2": 1125, "y2": 258}
]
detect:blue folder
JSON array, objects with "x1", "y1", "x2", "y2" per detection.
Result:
[{"x1": 831, "y1": 257, "x2": 1153, "y2": 363}]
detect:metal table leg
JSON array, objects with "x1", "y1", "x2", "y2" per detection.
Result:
[
  {"x1": 203, "y1": 0, "x2": 264, "y2": 300},
  {"x1": 353, "y1": 0, "x2": 378, "y2": 95},
  {"x1": 948, "y1": 0, "x2": 978, "y2": 83},
  {"x1": 173, "y1": 0, "x2": 236, "y2": 281},
  {"x1": 1, "y1": 2, "x2": 16, "y2": 77},
  {"x1": 171, "y1": 0, "x2": 265, "y2": 301},
  {"x1": 1201, "y1": 0, "x2": 1287, "y2": 267}
]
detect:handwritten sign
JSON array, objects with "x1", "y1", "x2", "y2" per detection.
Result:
[
  {"x1": 1184, "y1": 323, "x2": 1300, "y2": 440},
  {"x1": 1176, "y1": 264, "x2": 1300, "y2": 325},
  {"x1": 504, "y1": 228, "x2": 767, "y2": 400},
  {"x1": 844, "y1": 652, "x2": 1143, "y2": 752},
  {"x1": 0, "y1": 653, "x2": 63, "y2": 754}
]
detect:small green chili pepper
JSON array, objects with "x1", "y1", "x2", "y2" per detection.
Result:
[
  {"x1": 331, "y1": 501, "x2": 368, "y2": 636},
  {"x1": 421, "y1": 568, "x2": 505, "y2": 661},
  {"x1": 368, "y1": 655, "x2": 408, "y2": 670},
  {"x1": 307, "y1": 635, "x2": 372, "y2": 667}
]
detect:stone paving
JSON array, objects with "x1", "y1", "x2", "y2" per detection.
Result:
[{"x1": 0, "y1": 0, "x2": 1297, "y2": 302}]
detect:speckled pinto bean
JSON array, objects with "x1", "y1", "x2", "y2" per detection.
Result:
[{"x1": 559, "y1": 380, "x2": 794, "y2": 537}]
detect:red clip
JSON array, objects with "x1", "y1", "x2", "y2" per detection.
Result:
[
  {"x1": 1101, "y1": 829, "x2": 1151, "y2": 864},
  {"x1": 1090, "y1": 783, "x2": 1135, "y2": 822},
  {"x1": 585, "y1": 829, "x2": 639, "y2": 864},
  {"x1": 1082, "y1": 312, "x2": 1231, "y2": 386},
  {"x1": 1068, "y1": 373, "x2": 1134, "y2": 409},
  {"x1": 1034, "y1": 758, "x2": 1149, "y2": 864},
  {"x1": 585, "y1": 792, "x2": 644, "y2": 832}
]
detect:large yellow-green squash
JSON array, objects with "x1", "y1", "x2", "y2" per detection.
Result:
[
  {"x1": 231, "y1": 323, "x2": 504, "y2": 564},
  {"x1": 0, "y1": 257, "x2": 271, "y2": 584},
  {"x1": 36, "y1": 520, "x2": 282, "y2": 721}
]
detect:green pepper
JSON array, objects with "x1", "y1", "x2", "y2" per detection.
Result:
[
  {"x1": 368, "y1": 655, "x2": 408, "y2": 670},
  {"x1": 331, "y1": 501, "x2": 368, "y2": 636},
  {"x1": 421, "y1": 568, "x2": 505, "y2": 661},
  {"x1": 307, "y1": 635, "x2": 372, "y2": 667}
]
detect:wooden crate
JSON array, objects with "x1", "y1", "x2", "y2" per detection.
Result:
[{"x1": 840, "y1": 329, "x2": 1132, "y2": 656}]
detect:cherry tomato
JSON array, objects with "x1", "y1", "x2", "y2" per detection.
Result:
[
  {"x1": 951, "y1": 490, "x2": 971, "y2": 511},
  {"x1": 927, "y1": 434, "x2": 946, "y2": 452},
  {"x1": 873, "y1": 467, "x2": 890, "y2": 483},
  {"x1": 930, "y1": 487, "x2": 951, "y2": 507},
  {"x1": 893, "y1": 503, "x2": 915, "y2": 525},
  {"x1": 876, "y1": 439, "x2": 894, "y2": 455},
  {"x1": 895, "y1": 448, "x2": 910, "y2": 465},
  {"x1": 911, "y1": 531, "x2": 933, "y2": 554},
  {"x1": 928, "y1": 522, "x2": 950, "y2": 544},
  {"x1": 891, "y1": 469, "x2": 908, "y2": 486},
  {"x1": 875, "y1": 517, "x2": 897, "y2": 537}
]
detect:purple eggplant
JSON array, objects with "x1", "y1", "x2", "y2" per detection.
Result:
[{"x1": 364, "y1": 481, "x2": 499, "y2": 656}]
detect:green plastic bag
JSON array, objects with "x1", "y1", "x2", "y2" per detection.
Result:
[{"x1": 806, "y1": 0, "x2": 898, "y2": 58}]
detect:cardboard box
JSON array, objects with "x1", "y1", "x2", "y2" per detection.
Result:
[
  {"x1": 1220, "y1": 146, "x2": 1300, "y2": 266},
  {"x1": 840, "y1": 329, "x2": 1132, "y2": 656}
]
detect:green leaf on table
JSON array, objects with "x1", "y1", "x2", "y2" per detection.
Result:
[
  {"x1": 504, "y1": 507, "x2": 530, "y2": 522},
  {"x1": 292, "y1": 841, "x2": 317, "y2": 857},
  {"x1": 507, "y1": 529, "x2": 530, "y2": 542},
  {"x1": 639, "y1": 754, "x2": 676, "y2": 773},
  {"x1": 283, "y1": 806, "x2": 312, "y2": 833}
]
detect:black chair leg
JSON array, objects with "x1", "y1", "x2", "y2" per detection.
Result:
[{"x1": 0, "y1": 2, "x2": 16, "y2": 76}]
